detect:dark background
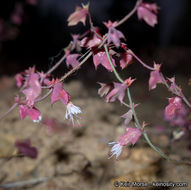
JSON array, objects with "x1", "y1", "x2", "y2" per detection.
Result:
[{"x1": 0, "y1": 0, "x2": 191, "y2": 79}]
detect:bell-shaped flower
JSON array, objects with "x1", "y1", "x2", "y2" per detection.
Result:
[
  {"x1": 98, "y1": 82, "x2": 113, "y2": 97},
  {"x1": 137, "y1": 3, "x2": 158, "y2": 27},
  {"x1": 106, "y1": 78, "x2": 135, "y2": 103},
  {"x1": 19, "y1": 105, "x2": 42, "y2": 123},
  {"x1": 108, "y1": 127, "x2": 141, "y2": 159},
  {"x1": 22, "y1": 73, "x2": 42, "y2": 106},
  {"x1": 66, "y1": 53, "x2": 80, "y2": 68},
  {"x1": 81, "y1": 32, "x2": 102, "y2": 49},
  {"x1": 104, "y1": 20, "x2": 125, "y2": 48},
  {"x1": 164, "y1": 97, "x2": 183, "y2": 119},
  {"x1": 93, "y1": 49, "x2": 116, "y2": 71},
  {"x1": 119, "y1": 52, "x2": 133, "y2": 70},
  {"x1": 65, "y1": 101, "x2": 82, "y2": 126},
  {"x1": 67, "y1": 3, "x2": 89, "y2": 26},
  {"x1": 51, "y1": 82, "x2": 70, "y2": 105},
  {"x1": 149, "y1": 64, "x2": 163, "y2": 90}
]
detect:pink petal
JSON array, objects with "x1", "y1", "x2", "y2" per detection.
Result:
[
  {"x1": 19, "y1": 105, "x2": 41, "y2": 122},
  {"x1": 107, "y1": 27, "x2": 125, "y2": 48},
  {"x1": 22, "y1": 73, "x2": 42, "y2": 106},
  {"x1": 106, "y1": 82, "x2": 127, "y2": 103},
  {"x1": 66, "y1": 54, "x2": 80, "y2": 68},
  {"x1": 98, "y1": 82, "x2": 113, "y2": 97},
  {"x1": 93, "y1": 50, "x2": 116, "y2": 71},
  {"x1": 81, "y1": 33, "x2": 102, "y2": 48},
  {"x1": 51, "y1": 82, "x2": 70, "y2": 105},
  {"x1": 149, "y1": 70, "x2": 163, "y2": 90},
  {"x1": 67, "y1": 4, "x2": 89, "y2": 26},
  {"x1": 137, "y1": 3, "x2": 158, "y2": 27},
  {"x1": 119, "y1": 52, "x2": 133, "y2": 69},
  {"x1": 15, "y1": 73, "x2": 24, "y2": 88},
  {"x1": 119, "y1": 127, "x2": 142, "y2": 146},
  {"x1": 164, "y1": 97, "x2": 182, "y2": 119},
  {"x1": 121, "y1": 109, "x2": 133, "y2": 126}
]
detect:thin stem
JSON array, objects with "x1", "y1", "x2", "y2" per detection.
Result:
[
  {"x1": 104, "y1": 44, "x2": 170, "y2": 160},
  {"x1": 116, "y1": 0, "x2": 142, "y2": 27},
  {"x1": 129, "y1": 50, "x2": 155, "y2": 71},
  {"x1": 0, "y1": 103, "x2": 18, "y2": 121},
  {"x1": 36, "y1": 89, "x2": 53, "y2": 102},
  {"x1": 59, "y1": 51, "x2": 92, "y2": 83}
]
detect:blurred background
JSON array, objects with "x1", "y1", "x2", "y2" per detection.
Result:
[{"x1": 0, "y1": 0, "x2": 191, "y2": 78}]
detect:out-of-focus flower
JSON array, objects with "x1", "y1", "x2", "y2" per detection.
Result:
[
  {"x1": 149, "y1": 64, "x2": 163, "y2": 90},
  {"x1": 15, "y1": 139, "x2": 38, "y2": 159},
  {"x1": 22, "y1": 73, "x2": 42, "y2": 106},
  {"x1": 15, "y1": 73, "x2": 24, "y2": 88},
  {"x1": 65, "y1": 102, "x2": 82, "y2": 126},
  {"x1": 165, "y1": 97, "x2": 183, "y2": 119},
  {"x1": 104, "y1": 20, "x2": 125, "y2": 48},
  {"x1": 19, "y1": 105, "x2": 42, "y2": 122},
  {"x1": 137, "y1": 3, "x2": 158, "y2": 27},
  {"x1": 67, "y1": 3, "x2": 89, "y2": 26}
]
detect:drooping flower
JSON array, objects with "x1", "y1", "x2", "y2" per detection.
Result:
[
  {"x1": 19, "y1": 105, "x2": 42, "y2": 122},
  {"x1": 164, "y1": 97, "x2": 183, "y2": 119},
  {"x1": 65, "y1": 101, "x2": 82, "y2": 126},
  {"x1": 15, "y1": 73, "x2": 24, "y2": 88},
  {"x1": 121, "y1": 109, "x2": 133, "y2": 126},
  {"x1": 67, "y1": 3, "x2": 89, "y2": 26},
  {"x1": 51, "y1": 82, "x2": 70, "y2": 105},
  {"x1": 98, "y1": 82, "x2": 113, "y2": 97},
  {"x1": 168, "y1": 77, "x2": 183, "y2": 96},
  {"x1": 22, "y1": 73, "x2": 42, "y2": 106},
  {"x1": 137, "y1": 3, "x2": 158, "y2": 27},
  {"x1": 81, "y1": 32, "x2": 102, "y2": 49},
  {"x1": 108, "y1": 127, "x2": 142, "y2": 159},
  {"x1": 149, "y1": 64, "x2": 163, "y2": 90},
  {"x1": 15, "y1": 139, "x2": 38, "y2": 159},
  {"x1": 119, "y1": 52, "x2": 133, "y2": 70},
  {"x1": 66, "y1": 53, "x2": 80, "y2": 68},
  {"x1": 106, "y1": 78, "x2": 135, "y2": 103},
  {"x1": 104, "y1": 20, "x2": 125, "y2": 48},
  {"x1": 71, "y1": 34, "x2": 81, "y2": 52},
  {"x1": 93, "y1": 49, "x2": 116, "y2": 71}
]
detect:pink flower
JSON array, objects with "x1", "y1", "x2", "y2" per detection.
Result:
[
  {"x1": 119, "y1": 127, "x2": 142, "y2": 146},
  {"x1": 15, "y1": 73, "x2": 24, "y2": 88},
  {"x1": 81, "y1": 32, "x2": 102, "y2": 49},
  {"x1": 121, "y1": 109, "x2": 133, "y2": 126},
  {"x1": 71, "y1": 35, "x2": 81, "y2": 52},
  {"x1": 119, "y1": 52, "x2": 133, "y2": 70},
  {"x1": 25, "y1": 0, "x2": 37, "y2": 5},
  {"x1": 98, "y1": 82, "x2": 113, "y2": 97},
  {"x1": 168, "y1": 77, "x2": 182, "y2": 96},
  {"x1": 65, "y1": 102, "x2": 82, "y2": 126},
  {"x1": 15, "y1": 139, "x2": 38, "y2": 159},
  {"x1": 19, "y1": 105, "x2": 42, "y2": 122},
  {"x1": 67, "y1": 3, "x2": 89, "y2": 26},
  {"x1": 51, "y1": 82, "x2": 70, "y2": 105},
  {"x1": 11, "y1": 3, "x2": 23, "y2": 25},
  {"x1": 66, "y1": 53, "x2": 80, "y2": 68},
  {"x1": 137, "y1": 3, "x2": 158, "y2": 27},
  {"x1": 106, "y1": 78, "x2": 135, "y2": 103},
  {"x1": 165, "y1": 97, "x2": 183, "y2": 119},
  {"x1": 93, "y1": 49, "x2": 116, "y2": 71},
  {"x1": 108, "y1": 127, "x2": 141, "y2": 159},
  {"x1": 149, "y1": 64, "x2": 163, "y2": 90},
  {"x1": 22, "y1": 73, "x2": 42, "y2": 106},
  {"x1": 104, "y1": 20, "x2": 125, "y2": 48}
]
